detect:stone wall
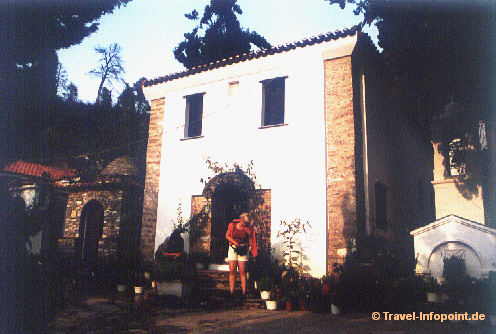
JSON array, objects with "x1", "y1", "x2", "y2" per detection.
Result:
[
  {"x1": 253, "y1": 189, "x2": 271, "y2": 252},
  {"x1": 140, "y1": 97, "x2": 165, "y2": 259},
  {"x1": 60, "y1": 189, "x2": 123, "y2": 256},
  {"x1": 324, "y1": 56, "x2": 358, "y2": 273},
  {"x1": 189, "y1": 195, "x2": 211, "y2": 254}
]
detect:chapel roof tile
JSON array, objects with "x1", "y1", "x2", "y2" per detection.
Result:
[{"x1": 4, "y1": 161, "x2": 77, "y2": 180}]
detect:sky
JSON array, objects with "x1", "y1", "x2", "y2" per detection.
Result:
[{"x1": 57, "y1": 0, "x2": 377, "y2": 103}]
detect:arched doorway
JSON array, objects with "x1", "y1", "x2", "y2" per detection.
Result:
[
  {"x1": 78, "y1": 200, "x2": 104, "y2": 269},
  {"x1": 210, "y1": 182, "x2": 250, "y2": 262},
  {"x1": 201, "y1": 171, "x2": 255, "y2": 263},
  {"x1": 190, "y1": 170, "x2": 271, "y2": 263}
]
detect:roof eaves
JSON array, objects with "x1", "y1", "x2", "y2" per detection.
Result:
[{"x1": 143, "y1": 25, "x2": 361, "y2": 87}]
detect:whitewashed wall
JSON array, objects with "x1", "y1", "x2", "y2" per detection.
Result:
[
  {"x1": 145, "y1": 36, "x2": 358, "y2": 277},
  {"x1": 411, "y1": 215, "x2": 496, "y2": 280}
]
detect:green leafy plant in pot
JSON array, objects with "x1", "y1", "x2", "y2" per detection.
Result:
[
  {"x1": 277, "y1": 218, "x2": 310, "y2": 274},
  {"x1": 258, "y1": 276, "x2": 272, "y2": 300},
  {"x1": 487, "y1": 273, "x2": 496, "y2": 326},
  {"x1": 265, "y1": 284, "x2": 280, "y2": 310},
  {"x1": 281, "y1": 267, "x2": 299, "y2": 311},
  {"x1": 422, "y1": 275, "x2": 441, "y2": 303},
  {"x1": 190, "y1": 251, "x2": 209, "y2": 270}
]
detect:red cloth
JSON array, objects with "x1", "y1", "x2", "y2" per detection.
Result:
[
  {"x1": 227, "y1": 219, "x2": 257, "y2": 257},
  {"x1": 232, "y1": 227, "x2": 249, "y2": 244}
]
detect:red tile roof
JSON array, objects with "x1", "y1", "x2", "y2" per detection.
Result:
[
  {"x1": 143, "y1": 25, "x2": 361, "y2": 87},
  {"x1": 4, "y1": 161, "x2": 77, "y2": 180}
]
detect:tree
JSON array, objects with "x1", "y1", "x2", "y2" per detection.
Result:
[
  {"x1": 89, "y1": 43, "x2": 125, "y2": 104},
  {"x1": 116, "y1": 84, "x2": 136, "y2": 114},
  {"x1": 0, "y1": 0, "x2": 131, "y2": 164},
  {"x1": 327, "y1": 0, "x2": 496, "y2": 226},
  {"x1": 174, "y1": 0, "x2": 271, "y2": 69},
  {"x1": 116, "y1": 78, "x2": 151, "y2": 114},
  {"x1": 64, "y1": 83, "x2": 79, "y2": 103},
  {"x1": 100, "y1": 87, "x2": 113, "y2": 109},
  {"x1": 134, "y1": 78, "x2": 151, "y2": 114},
  {"x1": 55, "y1": 63, "x2": 69, "y2": 98}
]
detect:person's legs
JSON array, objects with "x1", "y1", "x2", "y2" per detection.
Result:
[
  {"x1": 229, "y1": 260, "x2": 238, "y2": 295},
  {"x1": 238, "y1": 260, "x2": 247, "y2": 296}
]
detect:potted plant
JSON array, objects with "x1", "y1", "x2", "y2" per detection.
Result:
[
  {"x1": 113, "y1": 255, "x2": 135, "y2": 293},
  {"x1": 265, "y1": 284, "x2": 280, "y2": 310},
  {"x1": 487, "y1": 273, "x2": 496, "y2": 327},
  {"x1": 309, "y1": 278, "x2": 326, "y2": 313},
  {"x1": 422, "y1": 275, "x2": 441, "y2": 303},
  {"x1": 277, "y1": 218, "x2": 311, "y2": 274},
  {"x1": 131, "y1": 264, "x2": 145, "y2": 294},
  {"x1": 322, "y1": 275, "x2": 340, "y2": 314},
  {"x1": 190, "y1": 251, "x2": 209, "y2": 270},
  {"x1": 296, "y1": 277, "x2": 310, "y2": 311},
  {"x1": 114, "y1": 263, "x2": 129, "y2": 293},
  {"x1": 134, "y1": 279, "x2": 145, "y2": 294},
  {"x1": 143, "y1": 260, "x2": 155, "y2": 281},
  {"x1": 258, "y1": 276, "x2": 272, "y2": 300},
  {"x1": 154, "y1": 257, "x2": 196, "y2": 297},
  {"x1": 281, "y1": 268, "x2": 299, "y2": 311},
  {"x1": 251, "y1": 248, "x2": 277, "y2": 291}
]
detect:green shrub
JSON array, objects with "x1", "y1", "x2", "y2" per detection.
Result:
[{"x1": 257, "y1": 276, "x2": 272, "y2": 291}]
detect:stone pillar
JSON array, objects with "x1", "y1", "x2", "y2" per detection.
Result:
[
  {"x1": 324, "y1": 56, "x2": 357, "y2": 274},
  {"x1": 140, "y1": 98, "x2": 165, "y2": 259}
]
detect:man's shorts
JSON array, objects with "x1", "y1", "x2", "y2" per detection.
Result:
[{"x1": 227, "y1": 245, "x2": 248, "y2": 262}]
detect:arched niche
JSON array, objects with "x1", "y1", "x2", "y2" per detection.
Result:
[{"x1": 427, "y1": 241, "x2": 484, "y2": 280}]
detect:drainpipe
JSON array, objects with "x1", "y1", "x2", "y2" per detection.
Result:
[{"x1": 360, "y1": 65, "x2": 371, "y2": 235}]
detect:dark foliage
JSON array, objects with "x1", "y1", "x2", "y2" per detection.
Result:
[
  {"x1": 328, "y1": 0, "x2": 496, "y2": 225},
  {"x1": 174, "y1": 0, "x2": 271, "y2": 69},
  {"x1": 0, "y1": 0, "x2": 131, "y2": 165},
  {"x1": 332, "y1": 235, "x2": 419, "y2": 312}
]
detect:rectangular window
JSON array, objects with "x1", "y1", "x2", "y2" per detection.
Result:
[
  {"x1": 261, "y1": 76, "x2": 286, "y2": 126},
  {"x1": 184, "y1": 93, "x2": 204, "y2": 138},
  {"x1": 375, "y1": 181, "x2": 388, "y2": 230}
]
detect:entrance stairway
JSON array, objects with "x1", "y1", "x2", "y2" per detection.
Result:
[{"x1": 194, "y1": 269, "x2": 265, "y2": 310}]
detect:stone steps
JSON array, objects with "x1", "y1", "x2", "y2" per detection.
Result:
[{"x1": 194, "y1": 270, "x2": 265, "y2": 309}]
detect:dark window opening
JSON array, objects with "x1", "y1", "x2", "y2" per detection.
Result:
[
  {"x1": 261, "y1": 77, "x2": 286, "y2": 126},
  {"x1": 185, "y1": 93, "x2": 204, "y2": 138},
  {"x1": 375, "y1": 181, "x2": 388, "y2": 230}
]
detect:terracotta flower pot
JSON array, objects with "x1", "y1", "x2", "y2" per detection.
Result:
[{"x1": 322, "y1": 283, "x2": 331, "y2": 296}]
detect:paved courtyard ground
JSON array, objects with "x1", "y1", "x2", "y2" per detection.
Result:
[{"x1": 49, "y1": 296, "x2": 495, "y2": 333}]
